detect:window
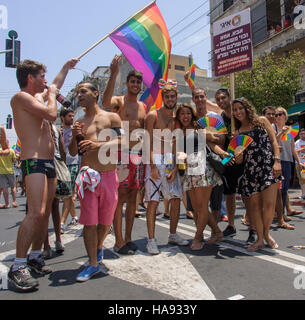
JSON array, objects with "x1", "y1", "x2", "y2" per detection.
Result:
[
  {"x1": 223, "y1": 0, "x2": 234, "y2": 12},
  {"x1": 175, "y1": 65, "x2": 185, "y2": 71}
]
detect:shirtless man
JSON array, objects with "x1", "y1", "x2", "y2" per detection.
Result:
[
  {"x1": 144, "y1": 82, "x2": 188, "y2": 255},
  {"x1": 102, "y1": 55, "x2": 146, "y2": 254},
  {"x1": 69, "y1": 81, "x2": 122, "y2": 282},
  {"x1": 8, "y1": 58, "x2": 78, "y2": 291}
]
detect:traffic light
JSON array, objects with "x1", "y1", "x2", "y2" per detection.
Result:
[
  {"x1": 6, "y1": 114, "x2": 12, "y2": 129},
  {"x1": 5, "y1": 30, "x2": 20, "y2": 68}
]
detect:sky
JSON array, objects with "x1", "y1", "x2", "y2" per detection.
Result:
[{"x1": 0, "y1": 0, "x2": 212, "y2": 144}]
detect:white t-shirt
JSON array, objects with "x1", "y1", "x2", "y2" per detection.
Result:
[{"x1": 295, "y1": 138, "x2": 305, "y2": 164}]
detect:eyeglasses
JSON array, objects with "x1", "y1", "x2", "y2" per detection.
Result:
[{"x1": 275, "y1": 113, "x2": 284, "y2": 117}]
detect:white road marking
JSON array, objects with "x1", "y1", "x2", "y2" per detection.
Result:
[
  {"x1": 2, "y1": 216, "x2": 305, "y2": 299},
  {"x1": 147, "y1": 218, "x2": 305, "y2": 266},
  {"x1": 228, "y1": 294, "x2": 245, "y2": 300},
  {"x1": 101, "y1": 234, "x2": 216, "y2": 300}
]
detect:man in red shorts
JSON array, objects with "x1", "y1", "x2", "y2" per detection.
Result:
[
  {"x1": 69, "y1": 80, "x2": 122, "y2": 282},
  {"x1": 102, "y1": 55, "x2": 146, "y2": 254}
]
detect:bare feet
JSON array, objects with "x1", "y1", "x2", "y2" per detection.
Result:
[
  {"x1": 190, "y1": 240, "x2": 204, "y2": 251},
  {"x1": 206, "y1": 232, "x2": 224, "y2": 245}
]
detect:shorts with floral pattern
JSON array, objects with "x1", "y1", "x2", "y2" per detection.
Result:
[{"x1": 183, "y1": 162, "x2": 222, "y2": 191}]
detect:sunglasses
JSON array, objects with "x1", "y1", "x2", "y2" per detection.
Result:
[{"x1": 275, "y1": 113, "x2": 284, "y2": 117}]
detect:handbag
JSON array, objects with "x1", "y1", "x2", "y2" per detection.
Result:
[
  {"x1": 206, "y1": 146, "x2": 225, "y2": 176},
  {"x1": 54, "y1": 156, "x2": 72, "y2": 199}
]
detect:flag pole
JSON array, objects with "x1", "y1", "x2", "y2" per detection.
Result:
[
  {"x1": 230, "y1": 72, "x2": 235, "y2": 135},
  {"x1": 77, "y1": 0, "x2": 157, "y2": 60}
]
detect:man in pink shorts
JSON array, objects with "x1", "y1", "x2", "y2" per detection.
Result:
[{"x1": 69, "y1": 80, "x2": 122, "y2": 282}]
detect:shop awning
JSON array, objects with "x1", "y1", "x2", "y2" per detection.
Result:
[{"x1": 288, "y1": 102, "x2": 305, "y2": 117}]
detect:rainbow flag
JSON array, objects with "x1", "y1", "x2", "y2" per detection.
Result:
[
  {"x1": 110, "y1": 1, "x2": 171, "y2": 112},
  {"x1": 188, "y1": 54, "x2": 195, "y2": 89},
  {"x1": 16, "y1": 139, "x2": 21, "y2": 153}
]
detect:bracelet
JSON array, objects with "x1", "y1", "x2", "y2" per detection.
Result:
[{"x1": 274, "y1": 157, "x2": 281, "y2": 162}]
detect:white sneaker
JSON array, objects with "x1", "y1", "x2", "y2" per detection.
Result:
[
  {"x1": 168, "y1": 234, "x2": 189, "y2": 246},
  {"x1": 60, "y1": 223, "x2": 66, "y2": 234},
  {"x1": 146, "y1": 238, "x2": 160, "y2": 255},
  {"x1": 68, "y1": 217, "x2": 78, "y2": 226}
]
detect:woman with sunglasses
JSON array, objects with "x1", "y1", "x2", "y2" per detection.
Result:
[
  {"x1": 274, "y1": 107, "x2": 304, "y2": 216},
  {"x1": 175, "y1": 104, "x2": 225, "y2": 250},
  {"x1": 232, "y1": 98, "x2": 281, "y2": 251}
]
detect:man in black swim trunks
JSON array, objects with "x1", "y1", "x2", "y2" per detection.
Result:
[{"x1": 9, "y1": 58, "x2": 78, "y2": 291}]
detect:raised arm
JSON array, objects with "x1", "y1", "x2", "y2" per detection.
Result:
[
  {"x1": 11, "y1": 84, "x2": 58, "y2": 121},
  {"x1": 52, "y1": 58, "x2": 79, "y2": 90},
  {"x1": 102, "y1": 55, "x2": 123, "y2": 111}
]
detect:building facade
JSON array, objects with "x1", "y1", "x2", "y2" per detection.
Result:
[
  {"x1": 209, "y1": 0, "x2": 305, "y2": 123},
  {"x1": 66, "y1": 53, "x2": 221, "y2": 118}
]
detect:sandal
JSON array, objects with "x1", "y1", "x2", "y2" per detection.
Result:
[
  {"x1": 287, "y1": 210, "x2": 303, "y2": 216},
  {"x1": 190, "y1": 241, "x2": 204, "y2": 251},
  {"x1": 241, "y1": 218, "x2": 250, "y2": 226},
  {"x1": 278, "y1": 222, "x2": 295, "y2": 230},
  {"x1": 206, "y1": 232, "x2": 224, "y2": 245},
  {"x1": 247, "y1": 242, "x2": 265, "y2": 252},
  {"x1": 186, "y1": 211, "x2": 194, "y2": 219},
  {"x1": 266, "y1": 240, "x2": 279, "y2": 249}
]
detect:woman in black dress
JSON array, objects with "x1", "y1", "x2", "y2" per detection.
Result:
[{"x1": 232, "y1": 98, "x2": 282, "y2": 251}]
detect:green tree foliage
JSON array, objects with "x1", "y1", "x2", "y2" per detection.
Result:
[{"x1": 221, "y1": 50, "x2": 305, "y2": 113}]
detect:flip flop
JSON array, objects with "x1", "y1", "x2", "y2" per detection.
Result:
[
  {"x1": 0, "y1": 204, "x2": 5, "y2": 209},
  {"x1": 247, "y1": 243, "x2": 265, "y2": 252},
  {"x1": 113, "y1": 244, "x2": 134, "y2": 255},
  {"x1": 278, "y1": 222, "x2": 295, "y2": 230},
  {"x1": 126, "y1": 242, "x2": 138, "y2": 252},
  {"x1": 287, "y1": 210, "x2": 303, "y2": 216}
]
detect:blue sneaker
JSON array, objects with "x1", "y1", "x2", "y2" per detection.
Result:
[
  {"x1": 97, "y1": 248, "x2": 104, "y2": 264},
  {"x1": 76, "y1": 265, "x2": 101, "y2": 282}
]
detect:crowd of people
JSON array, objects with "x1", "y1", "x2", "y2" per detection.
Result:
[{"x1": 5, "y1": 55, "x2": 304, "y2": 292}]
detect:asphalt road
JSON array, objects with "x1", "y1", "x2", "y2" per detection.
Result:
[{"x1": 1, "y1": 189, "x2": 305, "y2": 302}]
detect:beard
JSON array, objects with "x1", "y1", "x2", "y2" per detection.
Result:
[{"x1": 164, "y1": 102, "x2": 177, "y2": 110}]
